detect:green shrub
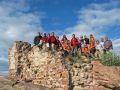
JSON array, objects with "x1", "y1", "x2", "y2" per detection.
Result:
[{"x1": 100, "y1": 52, "x2": 120, "y2": 66}]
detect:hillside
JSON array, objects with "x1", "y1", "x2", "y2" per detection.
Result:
[{"x1": 8, "y1": 41, "x2": 120, "y2": 90}]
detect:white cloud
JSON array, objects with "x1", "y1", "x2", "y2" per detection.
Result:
[
  {"x1": 65, "y1": 1, "x2": 120, "y2": 36},
  {"x1": 113, "y1": 39, "x2": 120, "y2": 48},
  {"x1": 0, "y1": 57, "x2": 8, "y2": 75},
  {"x1": 64, "y1": 1, "x2": 120, "y2": 54},
  {"x1": 0, "y1": 0, "x2": 44, "y2": 73},
  {"x1": 0, "y1": 71, "x2": 8, "y2": 75}
]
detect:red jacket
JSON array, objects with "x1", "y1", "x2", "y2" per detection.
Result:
[
  {"x1": 50, "y1": 36, "x2": 57, "y2": 44},
  {"x1": 47, "y1": 36, "x2": 51, "y2": 43},
  {"x1": 71, "y1": 38, "x2": 78, "y2": 46},
  {"x1": 42, "y1": 36, "x2": 48, "y2": 43}
]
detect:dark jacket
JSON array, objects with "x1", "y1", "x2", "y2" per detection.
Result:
[
  {"x1": 78, "y1": 39, "x2": 84, "y2": 48},
  {"x1": 84, "y1": 38, "x2": 89, "y2": 44},
  {"x1": 34, "y1": 35, "x2": 42, "y2": 45}
]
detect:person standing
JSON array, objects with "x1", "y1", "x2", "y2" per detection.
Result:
[
  {"x1": 61, "y1": 35, "x2": 68, "y2": 49},
  {"x1": 49, "y1": 32, "x2": 57, "y2": 52},
  {"x1": 55, "y1": 36, "x2": 62, "y2": 50},
  {"x1": 71, "y1": 34, "x2": 78, "y2": 57},
  {"x1": 42, "y1": 33, "x2": 48, "y2": 51},
  {"x1": 89, "y1": 34, "x2": 96, "y2": 57},
  {"x1": 84, "y1": 35, "x2": 89, "y2": 45},
  {"x1": 46, "y1": 33, "x2": 51, "y2": 50},
  {"x1": 79, "y1": 36, "x2": 84, "y2": 55},
  {"x1": 95, "y1": 40, "x2": 103, "y2": 58},
  {"x1": 33, "y1": 32, "x2": 42, "y2": 46},
  {"x1": 83, "y1": 35, "x2": 90, "y2": 56},
  {"x1": 104, "y1": 36, "x2": 113, "y2": 53},
  {"x1": 99, "y1": 37, "x2": 104, "y2": 55}
]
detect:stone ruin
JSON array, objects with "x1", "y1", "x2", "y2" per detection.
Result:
[{"x1": 9, "y1": 41, "x2": 120, "y2": 90}]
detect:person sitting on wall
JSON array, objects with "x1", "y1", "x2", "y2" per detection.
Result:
[{"x1": 63, "y1": 40, "x2": 72, "y2": 57}]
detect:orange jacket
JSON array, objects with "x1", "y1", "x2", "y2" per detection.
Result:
[
  {"x1": 82, "y1": 47, "x2": 89, "y2": 53},
  {"x1": 89, "y1": 37, "x2": 95, "y2": 49},
  {"x1": 64, "y1": 43, "x2": 72, "y2": 52}
]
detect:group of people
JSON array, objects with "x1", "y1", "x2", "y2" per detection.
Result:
[{"x1": 34, "y1": 32, "x2": 113, "y2": 58}]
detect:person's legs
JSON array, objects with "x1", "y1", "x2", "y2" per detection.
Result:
[
  {"x1": 43, "y1": 43, "x2": 46, "y2": 51},
  {"x1": 74, "y1": 46, "x2": 78, "y2": 56},
  {"x1": 46, "y1": 43, "x2": 50, "y2": 51},
  {"x1": 71, "y1": 46, "x2": 78, "y2": 57},
  {"x1": 64, "y1": 51, "x2": 69, "y2": 57},
  {"x1": 95, "y1": 50, "x2": 97, "y2": 58},
  {"x1": 81, "y1": 47, "x2": 84, "y2": 56},
  {"x1": 95, "y1": 50, "x2": 100, "y2": 58},
  {"x1": 51, "y1": 43, "x2": 56, "y2": 52},
  {"x1": 90, "y1": 48, "x2": 95, "y2": 58},
  {"x1": 99, "y1": 49, "x2": 103, "y2": 59},
  {"x1": 49, "y1": 43, "x2": 51, "y2": 50},
  {"x1": 84, "y1": 47, "x2": 89, "y2": 57},
  {"x1": 37, "y1": 41, "x2": 43, "y2": 48},
  {"x1": 51, "y1": 43, "x2": 54, "y2": 52},
  {"x1": 90, "y1": 47, "x2": 96, "y2": 54},
  {"x1": 72, "y1": 46, "x2": 75, "y2": 57},
  {"x1": 77, "y1": 48, "x2": 82, "y2": 57}
]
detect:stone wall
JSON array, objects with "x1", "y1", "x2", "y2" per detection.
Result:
[
  {"x1": 9, "y1": 41, "x2": 31, "y2": 77},
  {"x1": 9, "y1": 41, "x2": 69, "y2": 90},
  {"x1": 9, "y1": 41, "x2": 120, "y2": 90}
]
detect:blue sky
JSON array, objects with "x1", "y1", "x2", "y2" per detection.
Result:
[
  {"x1": 0, "y1": 0, "x2": 120, "y2": 75},
  {"x1": 27, "y1": 0, "x2": 117, "y2": 32}
]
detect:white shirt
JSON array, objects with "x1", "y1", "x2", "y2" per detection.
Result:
[{"x1": 96, "y1": 43, "x2": 103, "y2": 51}]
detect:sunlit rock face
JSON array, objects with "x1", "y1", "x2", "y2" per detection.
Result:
[{"x1": 9, "y1": 41, "x2": 120, "y2": 90}]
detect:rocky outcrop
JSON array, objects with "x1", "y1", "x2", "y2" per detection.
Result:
[
  {"x1": 9, "y1": 41, "x2": 120, "y2": 90},
  {"x1": 92, "y1": 61, "x2": 120, "y2": 90}
]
